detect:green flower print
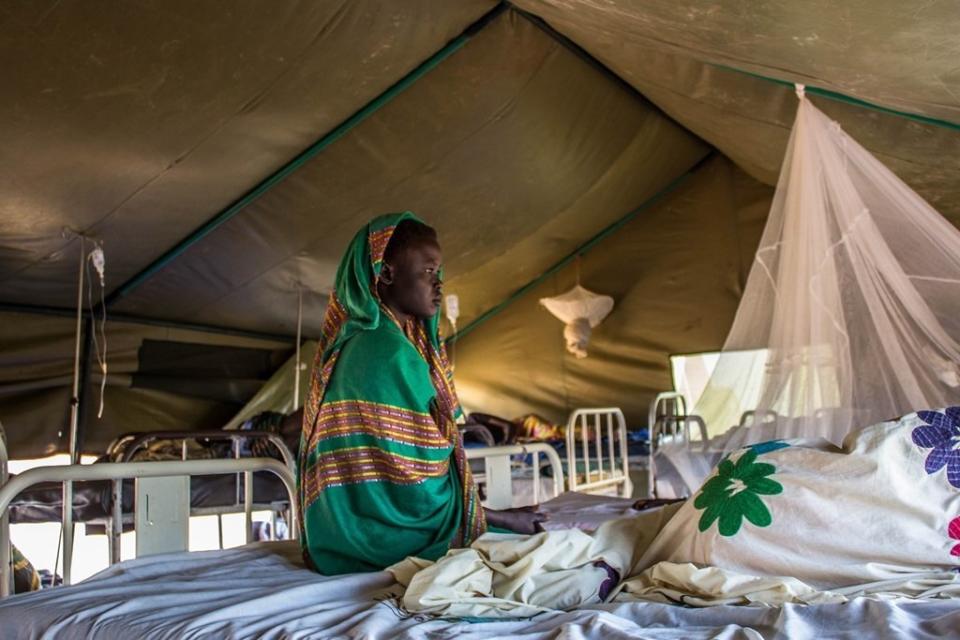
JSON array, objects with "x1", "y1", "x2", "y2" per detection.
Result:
[{"x1": 694, "y1": 449, "x2": 783, "y2": 536}]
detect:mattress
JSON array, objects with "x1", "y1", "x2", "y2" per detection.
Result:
[{"x1": 2, "y1": 494, "x2": 957, "y2": 639}]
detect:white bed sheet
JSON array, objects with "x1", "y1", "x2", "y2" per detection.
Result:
[{"x1": 2, "y1": 536, "x2": 957, "y2": 638}]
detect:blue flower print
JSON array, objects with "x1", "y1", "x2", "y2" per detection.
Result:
[{"x1": 912, "y1": 407, "x2": 960, "y2": 488}]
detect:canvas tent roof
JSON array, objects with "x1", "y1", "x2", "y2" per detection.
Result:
[{"x1": 1, "y1": 1, "x2": 958, "y2": 458}]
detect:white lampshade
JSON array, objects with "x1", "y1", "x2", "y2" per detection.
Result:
[{"x1": 539, "y1": 285, "x2": 614, "y2": 358}]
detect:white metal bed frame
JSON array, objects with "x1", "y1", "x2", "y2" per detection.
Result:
[
  {"x1": 647, "y1": 392, "x2": 709, "y2": 498},
  {"x1": 565, "y1": 408, "x2": 633, "y2": 498},
  {"x1": 0, "y1": 437, "x2": 570, "y2": 597},
  {"x1": 465, "y1": 443, "x2": 564, "y2": 509},
  {"x1": 105, "y1": 429, "x2": 297, "y2": 563},
  {"x1": 0, "y1": 452, "x2": 297, "y2": 598}
]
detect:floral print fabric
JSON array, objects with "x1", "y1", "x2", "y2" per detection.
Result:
[
  {"x1": 911, "y1": 407, "x2": 960, "y2": 489},
  {"x1": 694, "y1": 449, "x2": 783, "y2": 537}
]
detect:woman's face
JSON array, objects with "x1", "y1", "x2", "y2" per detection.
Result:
[{"x1": 383, "y1": 239, "x2": 443, "y2": 320}]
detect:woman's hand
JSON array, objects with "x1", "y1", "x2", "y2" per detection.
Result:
[
  {"x1": 484, "y1": 506, "x2": 548, "y2": 534},
  {"x1": 631, "y1": 497, "x2": 686, "y2": 512}
]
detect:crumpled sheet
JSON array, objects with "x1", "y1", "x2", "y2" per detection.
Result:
[
  {"x1": 391, "y1": 512, "x2": 960, "y2": 618},
  {"x1": 2, "y1": 541, "x2": 958, "y2": 639},
  {"x1": 389, "y1": 503, "x2": 680, "y2": 618},
  {"x1": 618, "y1": 562, "x2": 960, "y2": 607},
  {"x1": 392, "y1": 411, "x2": 960, "y2": 618}
]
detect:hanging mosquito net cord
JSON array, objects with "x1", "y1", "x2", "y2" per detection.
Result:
[{"x1": 693, "y1": 85, "x2": 960, "y2": 451}]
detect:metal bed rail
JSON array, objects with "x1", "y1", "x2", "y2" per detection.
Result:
[
  {"x1": 466, "y1": 443, "x2": 564, "y2": 510},
  {"x1": 647, "y1": 391, "x2": 711, "y2": 498},
  {"x1": 647, "y1": 392, "x2": 688, "y2": 436},
  {"x1": 565, "y1": 408, "x2": 632, "y2": 497},
  {"x1": 106, "y1": 430, "x2": 296, "y2": 563},
  {"x1": 108, "y1": 430, "x2": 296, "y2": 470},
  {"x1": 0, "y1": 425, "x2": 8, "y2": 598},
  {"x1": 739, "y1": 409, "x2": 780, "y2": 427},
  {"x1": 0, "y1": 457, "x2": 297, "y2": 598},
  {"x1": 647, "y1": 392, "x2": 685, "y2": 499},
  {"x1": 654, "y1": 415, "x2": 709, "y2": 449}
]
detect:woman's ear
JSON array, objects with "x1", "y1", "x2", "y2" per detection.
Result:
[{"x1": 379, "y1": 262, "x2": 395, "y2": 286}]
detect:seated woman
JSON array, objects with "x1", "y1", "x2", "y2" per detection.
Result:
[{"x1": 299, "y1": 212, "x2": 542, "y2": 575}]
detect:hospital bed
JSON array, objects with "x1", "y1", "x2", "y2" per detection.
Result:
[
  {"x1": 646, "y1": 392, "x2": 713, "y2": 498},
  {"x1": 0, "y1": 451, "x2": 297, "y2": 596},
  {"x1": 5, "y1": 427, "x2": 299, "y2": 587},
  {"x1": 466, "y1": 442, "x2": 564, "y2": 509},
  {"x1": 0, "y1": 429, "x2": 568, "y2": 594},
  {"x1": 2, "y1": 421, "x2": 957, "y2": 638},
  {"x1": 467, "y1": 407, "x2": 635, "y2": 507},
  {"x1": 2, "y1": 475, "x2": 956, "y2": 638},
  {"x1": 468, "y1": 401, "x2": 705, "y2": 504},
  {"x1": 549, "y1": 399, "x2": 705, "y2": 501}
]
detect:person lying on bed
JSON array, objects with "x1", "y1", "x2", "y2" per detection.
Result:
[{"x1": 299, "y1": 212, "x2": 544, "y2": 575}]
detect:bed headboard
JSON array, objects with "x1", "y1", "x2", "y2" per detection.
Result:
[
  {"x1": 465, "y1": 443, "x2": 564, "y2": 510},
  {"x1": 0, "y1": 457, "x2": 297, "y2": 598},
  {"x1": 565, "y1": 408, "x2": 633, "y2": 498}
]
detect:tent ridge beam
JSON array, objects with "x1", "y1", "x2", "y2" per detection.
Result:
[{"x1": 103, "y1": 2, "x2": 509, "y2": 309}]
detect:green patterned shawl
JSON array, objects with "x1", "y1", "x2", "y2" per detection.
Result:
[{"x1": 299, "y1": 212, "x2": 485, "y2": 575}]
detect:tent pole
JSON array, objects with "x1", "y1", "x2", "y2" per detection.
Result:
[
  {"x1": 293, "y1": 287, "x2": 303, "y2": 412},
  {"x1": 103, "y1": 2, "x2": 509, "y2": 310},
  {"x1": 63, "y1": 239, "x2": 87, "y2": 585},
  {"x1": 74, "y1": 317, "x2": 94, "y2": 460}
]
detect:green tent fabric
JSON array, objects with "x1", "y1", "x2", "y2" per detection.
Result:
[
  {"x1": 0, "y1": 2, "x2": 957, "y2": 456},
  {"x1": 454, "y1": 155, "x2": 772, "y2": 426}
]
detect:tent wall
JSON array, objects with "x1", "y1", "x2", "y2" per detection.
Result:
[
  {"x1": 0, "y1": 0, "x2": 497, "y2": 309},
  {"x1": 109, "y1": 11, "x2": 709, "y2": 336},
  {"x1": 513, "y1": 0, "x2": 960, "y2": 123},
  {"x1": 453, "y1": 156, "x2": 772, "y2": 426},
  {"x1": 0, "y1": 311, "x2": 291, "y2": 458},
  {"x1": 512, "y1": 0, "x2": 960, "y2": 225}
]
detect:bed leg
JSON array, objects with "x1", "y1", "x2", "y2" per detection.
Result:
[
  {"x1": 1, "y1": 510, "x2": 9, "y2": 597},
  {"x1": 244, "y1": 471, "x2": 253, "y2": 545},
  {"x1": 62, "y1": 481, "x2": 74, "y2": 585},
  {"x1": 111, "y1": 478, "x2": 122, "y2": 565}
]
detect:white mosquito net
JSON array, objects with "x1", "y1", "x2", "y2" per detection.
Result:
[{"x1": 694, "y1": 87, "x2": 960, "y2": 450}]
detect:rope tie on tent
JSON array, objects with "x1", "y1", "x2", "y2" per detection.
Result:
[{"x1": 716, "y1": 66, "x2": 960, "y2": 132}]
